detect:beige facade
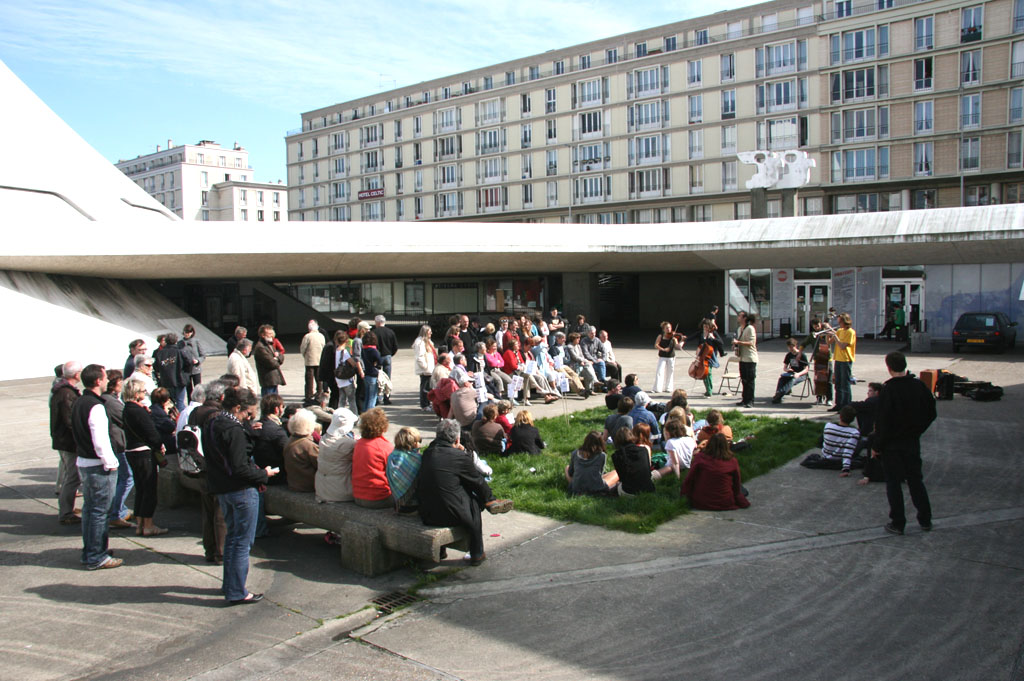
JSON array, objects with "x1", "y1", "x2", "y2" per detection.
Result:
[
  {"x1": 116, "y1": 140, "x2": 286, "y2": 222},
  {"x1": 285, "y1": 0, "x2": 1024, "y2": 223}
]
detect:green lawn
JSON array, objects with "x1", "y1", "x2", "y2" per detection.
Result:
[{"x1": 487, "y1": 406, "x2": 821, "y2": 533}]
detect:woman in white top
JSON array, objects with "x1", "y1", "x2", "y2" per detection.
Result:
[{"x1": 412, "y1": 325, "x2": 436, "y2": 410}]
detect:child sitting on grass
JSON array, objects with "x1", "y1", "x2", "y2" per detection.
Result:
[
  {"x1": 564, "y1": 431, "x2": 618, "y2": 496},
  {"x1": 656, "y1": 418, "x2": 697, "y2": 479}
]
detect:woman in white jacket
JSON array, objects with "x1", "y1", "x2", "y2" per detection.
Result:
[{"x1": 412, "y1": 325, "x2": 436, "y2": 410}]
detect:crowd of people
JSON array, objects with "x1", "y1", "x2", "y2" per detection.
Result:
[{"x1": 48, "y1": 299, "x2": 933, "y2": 599}]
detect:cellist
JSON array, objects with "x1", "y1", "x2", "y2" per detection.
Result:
[
  {"x1": 696, "y1": 318, "x2": 725, "y2": 398},
  {"x1": 799, "y1": 318, "x2": 834, "y2": 406}
]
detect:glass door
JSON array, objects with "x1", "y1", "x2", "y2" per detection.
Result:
[{"x1": 797, "y1": 281, "x2": 830, "y2": 334}]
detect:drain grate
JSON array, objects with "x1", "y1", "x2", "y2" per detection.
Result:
[{"x1": 370, "y1": 591, "x2": 419, "y2": 614}]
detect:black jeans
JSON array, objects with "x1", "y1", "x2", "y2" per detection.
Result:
[
  {"x1": 880, "y1": 441, "x2": 931, "y2": 530},
  {"x1": 419, "y1": 374, "x2": 431, "y2": 408},
  {"x1": 739, "y1": 361, "x2": 757, "y2": 405}
]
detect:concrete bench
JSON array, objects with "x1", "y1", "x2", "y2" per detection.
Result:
[{"x1": 158, "y1": 458, "x2": 469, "y2": 576}]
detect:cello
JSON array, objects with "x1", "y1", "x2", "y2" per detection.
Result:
[{"x1": 688, "y1": 339, "x2": 714, "y2": 380}]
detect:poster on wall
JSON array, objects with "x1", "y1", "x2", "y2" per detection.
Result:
[
  {"x1": 856, "y1": 267, "x2": 881, "y2": 335},
  {"x1": 771, "y1": 269, "x2": 795, "y2": 336},
  {"x1": 832, "y1": 268, "x2": 857, "y2": 324}
]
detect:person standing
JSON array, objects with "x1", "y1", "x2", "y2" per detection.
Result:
[
  {"x1": 412, "y1": 325, "x2": 436, "y2": 410},
  {"x1": 830, "y1": 313, "x2": 857, "y2": 411},
  {"x1": 373, "y1": 315, "x2": 399, "y2": 404},
  {"x1": 202, "y1": 387, "x2": 277, "y2": 605},
  {"x1": 154, "y1": 332, "x2": 189, "y2": 411},
  {"x1": 227, "y1": 339, "x2": 258, "y2": 394},
  {"x1": 50, "y1": 360, "x2": 82, "y2": 525},
  {"x1": 652, "y1": 322, "x2": 685, "y2": 394},
  {"x1": 360, "y1": 331, "x2": 382, "y2": 412},
  {"x1": 801, "y1": 318, "x2": 834, "y2": 406},
  {"x1": 123, "y1": 339, "x2": 147, "y2": 379},
  {"x1": 180, "y1": 325, "x2": 206, "y2": 400},
  {"x1": 70, "y1": 364, "x2": 122, "y2": 569},
  {"x1": 226, "y1": 326, "x2": 247, "y2": 355},
  {"x1": 732, "y1": 311, "x2": 758, "y2": 408},
  {"x1": 697, "y1": 320, "x2": 725, "y2": 398},
  {"x1": 252, "y1": 325, "x2": 285, "y2": 397},
  {"x1": 299, "y1": 320, "x2": 326, "y2": 401},
  {"x1": 873, "y1": 352, "x2": 936, "y2": 535},
  {"x1": 100, "y1": 369, "x2": 134, "y2": 529}
]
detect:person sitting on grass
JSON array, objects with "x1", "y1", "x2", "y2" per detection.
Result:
[
  {"x1": 696, "y1": 409, "x2": 754, "y2": 452},
  {"x1": 565, "y1": 431, "x2": 619, "y2": 496},
  {"x1": 629, "y1": 391, "x2": 661, "y2": 442},
  {"x1": 495, "y1": 400, "x2": 514, "y2": 436},
  {"x1": 387, "y1": 426, "x2": 423, "y2": 513},
  {"x1": 682, "y1": 432, "x2": 751, "y2": 511},
  {"x1": 656, "y1": 417, "x2": 697, "y2": 479},
  {"x1": 633, "y1": 423, "x2": 666, "y2": 475},
  {"x1": 507, "y1": 410, "x2": 546, "y2": 455},
  {"x1": 601, "y1": 396, "x2": 633, "y2": 443},
  {"x1": 604, "y1": 379, "x2": 623, "y2": 410},
  {"x1": 621, "y1": 373, "x2": 641, "y2": 401},
  {"x1": 800, "y1": 405, "x2": 862, "y2": 477},
  {"x1": 471, "y1": 403, "x2": 506, "y2": 456},
  {"x1": 611, "y1": 427, "x2": 656, "y2": 496}
]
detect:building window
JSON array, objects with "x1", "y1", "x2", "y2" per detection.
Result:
[
  {"x1": 1013, "y1": 40, "x2": 1024, "y2": 78},
  {"x1": 634, "y1": 42, "x2": 647, "y2": 58},
  {"x1": 914, "y1": 101, "x2": 933, "y2": 134},
  {"x1": 694, "y1": 28, "x2": 709, "y2": 46},
  {"x1": 722, "y1": 161, "x2": 737, "y2": 191},
  {"x1": 631, "y1": 167, "x2": 665, "y2": 195},
  {"x1": 579, "y1": 78, "x2": 602, "y2": 106},
  {"x1": 664, "y1": 36, "x2": 677, "y2": 52},
  {"x1": 200, "y1": 171, "x2": 208, "y2": 187},
  {"x1": 529, "y1": 65, "x2": 540, "y2": 81},
  {"x1": 522, "y1": 153, "x2": 533, "y2": 178},
  {"x1": 545, "y1": 88, "x2": 556, "y2": 113},
  {"x1": 521, "y1": 123, "x2": 532, "y2": 149},
  {"x1": 241, "y1": 209, "x2": 248, "y2": 220},
  {"x1": 505, "y1": 71, "x2": 516, "y2": 86},
  {"x1": 961, "y1": 50, "x2": 981, "y2": 86},
  {"x1": 635, "y1": 67, "x2": 661, "y2": 97},
  {"x1": 546, "y1": 119, "x2": 557, "y2": 143},
  {"x1": 523, "y1": 183, "x2": 534, "y2": 206},
  {"x1": 201, "y1": 190, "x2": 208, "y2": 206},
  {"x1": 913, "y1": 58, "x2": 932, "y2": 91},
  {"x1": 554, "y1": 60, "x2": 565, "y2": 75},
  {"x1": 721, "y1": 89, "x2": 736, "y2": 119},
  {"x1": 1011, "y1": 87, "x2": 1023, "y2": 123},
  {"x1": 835, "y1": 193, "x2": 879, "y2": 214},
  {"x1": 767, "y1": 41, "x2": 797, "y2": 74},
  {"x1": 692, "y1": 205, "x2": 712, "y2": 222},
  {"x1": 1007, "y1": 130, "x2": 1024, "y2": 166},
  {"x1": 273, "y1": 211, "x2": 280, "y2": 221},
  {"x1": 803, "y1": 197, "x2": 823, "y2": 215},
  {"x1": 913, "y1": 189, "x2": 936, "y2": 209},
  {"x1": 721, "y1": 125, "x2": 737, "y2": 154},
  {"x1": 413, "y1": 116, "x2": 422, "y2": 137},
  {"x1": 546, "y1": 149, "x2": 558, "y2": 175},
  {"x1": 961, "y1": 94, "x2": 981, "y2": 129},
  {"x1": 688, "y1": 95, "x2": 703, "y2": 123},
  {"x1": 689, "y1": 165, "x2": 703, "y2": 193},
  {"x1": 579, "y1": 54, "x2": 592, "y2": 69},
  {"x1": 202, "y1": 209, "x2": 209, "y2": 220},
  {"x1": 962, "y1": 6, "x2": 983, "y2": 43},
  {"x1": 960, "y1": 137, "x2": 980, "y2": 170},
  {"x1": 735, "y1": 202, "x2": 751, "y2": 219},
  {"x1": 631, "y1": 100, "x2": 664, "y2": 129},
  {"x1": 1015, "y1": 0, "x2": 1024, "y2": 33},
  {"x1": 915, "y1": 17, "x2": 933, "y2": 50},
  {"x1": 257, "y1": 210, "x2": 264, "y2": 221},
  {"x1": 687, "y1": 59, "x2": 702, "y2": 86},
  {"x1": 579, "y1": 111, "x2": 603, "y2": 136},
  {"x1": 721, "y1": 53, "x2": 735, "y2": 82},
  {"x1": 766, "y1": 199, "x2": 781, "y2": 218},
  {"x1": 547, "y1": 181, "x2": 558, "y2": 207},
  {"x1": 688, "y1": 129, "x2": 704, "y2": 159},
  {"x1": 606, "y1": 48, "x2": 618, "y2": 64}
]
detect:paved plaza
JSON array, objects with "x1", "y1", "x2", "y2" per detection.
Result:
[{"x1": 1, "y1": 336, "x2": 1022, "y2": 680}]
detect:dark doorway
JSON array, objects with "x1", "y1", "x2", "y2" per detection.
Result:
[{"x1": 598, "y1": 274, "x2": 639, "y2": 334}]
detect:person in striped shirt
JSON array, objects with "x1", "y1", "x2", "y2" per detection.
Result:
[{"x1": 800, "y1": 406, "x2": 862, "y2": 476}]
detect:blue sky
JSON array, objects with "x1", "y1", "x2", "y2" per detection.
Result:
[{"x1": 0, "y1": 0, "x2": 749, "y2": 183}]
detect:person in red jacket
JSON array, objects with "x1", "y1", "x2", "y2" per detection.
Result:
[
  {"x1": 351, "y1": 408, "x2": 394, "y2": 509},
  {"x1": 681, "y1": 432, "x2": 750, "y2": 511}
]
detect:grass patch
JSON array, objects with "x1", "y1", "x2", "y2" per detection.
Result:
[{"x1": 487, "y1": 406, "x2": 821, "y2": 533}]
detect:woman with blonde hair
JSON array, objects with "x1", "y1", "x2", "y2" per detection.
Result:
[
  {"x1": 387, "y1": 427, "x2": 423, "y2": 512},
  {"x1": 507, "y1": 410, "x2": 546, "y2": 454},
  {"x1": 122, "y1": 378, "x2": 168, "y2": 536},
  {"x1": 412, "y1": 325, "x2": 436, "y2": 410}
]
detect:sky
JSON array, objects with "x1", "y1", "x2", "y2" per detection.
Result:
[{"x1": 0, "y1": 0, "x2": 751, "y2": 184}]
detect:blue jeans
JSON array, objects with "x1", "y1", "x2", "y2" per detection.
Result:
[
  {"x1": 380, "y1": 354, "x2": 392, "y2": 379},
  {"x1": 261, "y1": 386, "x2": 278, "y2": 397},
  {"x1": 255, "y1": 489, "x2": 268, "y2": 537},
  {"x1": 172, "y1": 386, "x2": 187, "y2": 412},
  {"x1": 79, "y1": 465, "x2": 117, "y2": 568},
  {"x1": 218, "y1": 487, "x2": 260, "y2": 601},
  {"x1": 834, "y1": 361, "x2": 852, "y2": 407},
  {"x1": 108, "y1": 450, "x2": 134, "y2": 522},
  {"x1": 363, "y1": 376, "x2": 379, "y2": 412},
  {"x1": 593, "y1": 361, "x2": 607, "y2": 383}
]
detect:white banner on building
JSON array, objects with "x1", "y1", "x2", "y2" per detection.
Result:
[
  {"x1": 832, "y1": 268, "x2": 857, "y2": 324},
  {"x1": 771, "y1": 269, "x2": 796, "y2": 337},
  {"x1": 856, "y1": 267, "x2": 881, "y2": 335}
]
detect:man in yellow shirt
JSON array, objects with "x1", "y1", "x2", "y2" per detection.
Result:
[{"x1": 830, "y1": 313, "x2": 856, "y2": 410}]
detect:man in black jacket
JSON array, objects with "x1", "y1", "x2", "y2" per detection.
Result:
[
  {"x1": 374, "y1": 316, "x2": 399, "y2": 404},
  {"x1": 872, "y1": 352, "x2": 937, "y2": 535},
  {"x1": 50, "y1": 360, "x2": 82, "y2": 525},
  {"x1": 417, "y1": 419, "x2": 513, "y2": 565},
  {"x1": 154, "y1": 332, "x2": 189, "y2": 411}
]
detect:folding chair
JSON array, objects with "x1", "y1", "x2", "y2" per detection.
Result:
[
  {"x1": 717, "y1": 356, "x2": 741, "y2": 395},
  {"x1": 796, "y1": 376, "x2": 812, "y2": 399}
]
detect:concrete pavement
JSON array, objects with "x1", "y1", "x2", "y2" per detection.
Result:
[{"x1": 1, "y1": 336, "x2": 1021, "y2": 680}]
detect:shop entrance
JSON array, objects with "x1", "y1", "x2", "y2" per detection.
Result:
[
  {"x1": 881, "y1": 281, "x2": 923, "y2": 340},
  {"x1": 795, "y1": 281, "x2": 830, "y2": 335}
]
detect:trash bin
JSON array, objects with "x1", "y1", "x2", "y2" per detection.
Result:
[{"x1": 779, "y1": 319, "x2": 792, "y2": 338}]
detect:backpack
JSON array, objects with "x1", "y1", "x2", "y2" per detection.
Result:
[{"x1": 176, "y1": 425, "x2": 205, "y2": 477}]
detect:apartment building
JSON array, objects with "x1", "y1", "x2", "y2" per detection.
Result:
[
  {"x1": 116, "y1": 140, "x2": 287, "y2": 222},
  {"x1": 285, "y1": 0, "x2": 1024, "y2": 224}
]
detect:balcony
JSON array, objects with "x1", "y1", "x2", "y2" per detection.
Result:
[
  {"x1": 914, "y1": 119, "x2": 933, "y2": 134},
  {"x1": 961, "y1": 26, "x2": 982, "y2": 43},
  {"x1": 1011, "y1": 107, "x2": 1023, "y2": 123},
  {"x1": 915, "y1": 34, "x2": 933, "y2": 50},
  {"x1": 961, "y1": 156, "x2": 980, "y2": 171},
  {"x1": 1009, "y1": 151, "x2": 1022, "y2": 168},
  {"x1": 766, "y1": 59, "x2": 796, "y2": 75},
  {"x1": 914, "y1": 78, "x2": 932, "y2": 91},
  {"x1": 546, "y1": 163, "x2": 558, "y2": 176},
  {"x1": 1013, "y1": 61, "x2": 1024, "y2": 78},
  {"x1": 961, "y1": 112, "x2": 980, "y2": 129}
]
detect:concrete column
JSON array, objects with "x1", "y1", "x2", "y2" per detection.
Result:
[
  {"x1": 750, "y1": 188, "x2": 767, "y2": 219},
  {"x1": 901, "y1": 189, "x2": 911, "y2": 210},
  {"x1": 781, "y1": 189, "x2": 796, "y2": 217},
  {"x1": 562, "y1": 272, "x2": 600, "y2": 328}
]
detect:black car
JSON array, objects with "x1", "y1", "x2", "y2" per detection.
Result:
[{"x1": 952, "y1": 312, "x2": 1018, "y2": 353}]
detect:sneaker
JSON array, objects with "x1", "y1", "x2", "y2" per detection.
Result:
[
  {"x1": 883, "y1": 522, "x2": 904, "y2": 536},
  {"x1": 87, "y1": 556, "x2": 123, "y2": 570},
  {"x1": 228, "y1": 592, "x2": 264, "y2": 606},
  {"x1": 485, "y1": 499, "x2": 514, "y2": 514}
]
